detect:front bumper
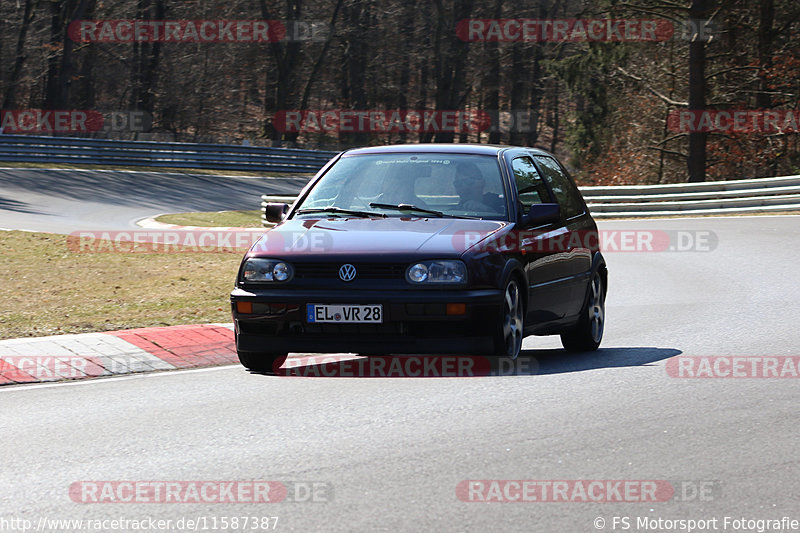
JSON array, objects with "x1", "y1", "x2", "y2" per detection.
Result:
[{"x1": 230, "y1": 287, "x2": 503, "y2": 355}]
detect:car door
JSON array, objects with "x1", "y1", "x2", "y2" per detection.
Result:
[
  {"x1": 532, "y1": 155, "x2": 594, "y2": 318},
  {"x1": 508, "y1": 155, "x2": 574, "y2": 324}
]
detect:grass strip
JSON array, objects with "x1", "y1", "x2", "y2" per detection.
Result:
[{"x1": 0, "y1": 230, "x2": 243, "y2": 340}]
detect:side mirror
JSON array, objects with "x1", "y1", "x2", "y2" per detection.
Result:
[
  {"x1": 264, "y1": 202, "x2": 290, "y2": 223},
  {"x1": 521, "y1": 203, "x2": 561, "y2": 227}
]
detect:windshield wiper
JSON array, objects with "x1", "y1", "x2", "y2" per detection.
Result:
[
  {"x1": 369, "y1": 202, "x2": 446, "y2": 217},
  {"x1": 369, "y1": 202, "x2": 480, "y2": 219},
  {"x1": 295, "y1": 207, "x2": 385, "y2": 218}
]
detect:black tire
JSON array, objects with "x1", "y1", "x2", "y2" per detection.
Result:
[
  {"x1": 237, "y1": 351, "x2": 288, "y2": 373},
  {"x1": 493, "y1": 278, "x2": 524, "y2": 359},
  {"x1": 560, "y1": 269, "x2": 606, "y2": 352}
]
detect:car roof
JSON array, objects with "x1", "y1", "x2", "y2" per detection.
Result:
[{"x1": 342, "y1": 143, "x2": 554, "y2": 157}]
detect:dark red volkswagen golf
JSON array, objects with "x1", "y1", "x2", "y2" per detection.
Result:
[{"x1": 231, "y1": 144, "x2": 607, "y2": 371}]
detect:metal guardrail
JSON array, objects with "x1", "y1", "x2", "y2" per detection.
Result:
[
  {"x1": 261, "y1": 174, "x2": 800, "y2": 225},
  {"x1": 0, "y1": 134, "x2": 338, "y2": 173},
  {"x1": 260, "y1": 195, "x2": 299, "y2": 227},
  {"x1": 582, "y1": 175, "x2": 800, "y2": 217}
]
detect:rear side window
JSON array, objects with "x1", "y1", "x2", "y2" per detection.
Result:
[
  {"x1": 511, "y1": 157, "x2": 550, "y2": 211},
  {"x1": 534, "y1": 156, "x2": 585, "y2": 219}
]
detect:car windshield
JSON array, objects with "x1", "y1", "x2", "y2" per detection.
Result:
[{"x1": 295, "y1": 153, "x2": 508, "y2": 220}]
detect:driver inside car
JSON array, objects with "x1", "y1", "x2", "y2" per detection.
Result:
[{"x1": 453, "y1": 162, "x2": 502, "y2": 213}]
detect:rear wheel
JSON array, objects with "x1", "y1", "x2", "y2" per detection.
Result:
[
  {"x1": 237, "y1": 352, "x2": 288, "y2": 373},
  {"x1": 494, "y1": 278, "x2": 524, "y2": 359},
  {"x1": 560, "y1": 270, "x2": 605, "y2": 352}
]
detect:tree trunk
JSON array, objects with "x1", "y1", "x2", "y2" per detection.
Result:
[
  {"x1": 756, "y1": 0, "x2": 776, "y2": 176},
  {"x1": 687, "y1": 0, "x2": 711, "y2": 182},
  {"x1": 549, "y1": 82, "x2": 559, "y2": 154},
  {"x1": 431, "y1": 0, "x2": 474, "y2": 143},
  {"x1": 485, "y1": 0, "x2": 502, "y2": 144},
  {"x1": 260, "y1": 0, "x2": 302, "y2": 146},
  {"x1": 508, "y1": 44, "x2": 526, "y2": 146},
  {"x1": 523, "y1": 44, "x2": 542, "y2": 148},
  {"x1": 3, "y1": 0, "x2": 37, "y2": 110},
  {"x1": 755, "y1": 0, "x2": 774, "y2": 109},
  {"x1": 44, "y1": 0, "x2": 90, "y2": 110},
  {"x1": 130, "y1": 0, "x2": 164, "y2": 115},
  {"x1": 298, "y1": 0, "x2": 344, "y2": 112},
  {"x1": 340, "y1": 0, "x2": 370, "y2": 146}
]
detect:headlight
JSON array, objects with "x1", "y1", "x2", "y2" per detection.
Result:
[
  {"x1": 242, "y1": 258, "x2": 294, "y2": 282},
  {"x1": 406, "y1": 260, "x2": 466, "y2": 284}
]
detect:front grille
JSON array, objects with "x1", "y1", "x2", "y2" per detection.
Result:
[
  {"x1": 239, "y1": 321, "x2": 479, "y2": 338},
  {"x1": 303, "y1": 323, "x2": 403, "y2": 335},
  {"x1": 294, "y1": 263, "x2": 405, "y2": 280}
]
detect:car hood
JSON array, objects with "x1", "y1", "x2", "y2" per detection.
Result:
[{"x1": 249, "y1": 217, "x2": 509, "y2": 258}]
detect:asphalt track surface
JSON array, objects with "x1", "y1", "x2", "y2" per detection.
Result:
[
  {"x1": 1, "y1": 167, "x2": 799, "y2": 532},
  {"x1": 0, "y1": 167, "x2": 308, "y2": 233}
]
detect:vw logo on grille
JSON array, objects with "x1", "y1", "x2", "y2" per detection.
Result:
[{"x1": 338, "y1": 264, "x2": 357, "y2": 282}]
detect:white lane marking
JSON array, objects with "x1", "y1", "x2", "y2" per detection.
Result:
[
  {"x1": 596, "y1": 214, "x2": 800, "y2": 222},
  {"x1": 0, "y1": 227, "x2": 43, "y2": 232},
  {"x1": 0, "y1": 350, "x2": 359, "y2": 392},
  {"x1": 0, "y1": 364, "x2": 243, "y2": 393}
]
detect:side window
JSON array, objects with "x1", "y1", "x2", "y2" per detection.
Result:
[
  {"x1": 511, "y1": 157, "x2": 549, "y2": 211},
  {"x1": 534, "y1": 156, "x2": 585, "y2": 219}
]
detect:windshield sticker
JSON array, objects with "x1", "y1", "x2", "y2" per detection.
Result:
[{"x1": 375, "y1": 159, "x2": 451, "y2": 165}]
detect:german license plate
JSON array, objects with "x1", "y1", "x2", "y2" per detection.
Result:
[{"x1": 307, "y1": 304, "x2": 383, "y2": 323}]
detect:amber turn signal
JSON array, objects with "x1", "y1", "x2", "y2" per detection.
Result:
[{"x1": 446, "y1": 303, "x2": 466, "y2": 315}]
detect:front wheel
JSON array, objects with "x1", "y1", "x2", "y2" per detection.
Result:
[
  {"x1": 560, "y1": 270, "x2": 605, "y2": 352},
  {"x1": 237, "y1": 351, "x2": 288, "y2": 373},
  {"x1": 494, "y1": 278, "x2": 524, "y2": 359}
]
